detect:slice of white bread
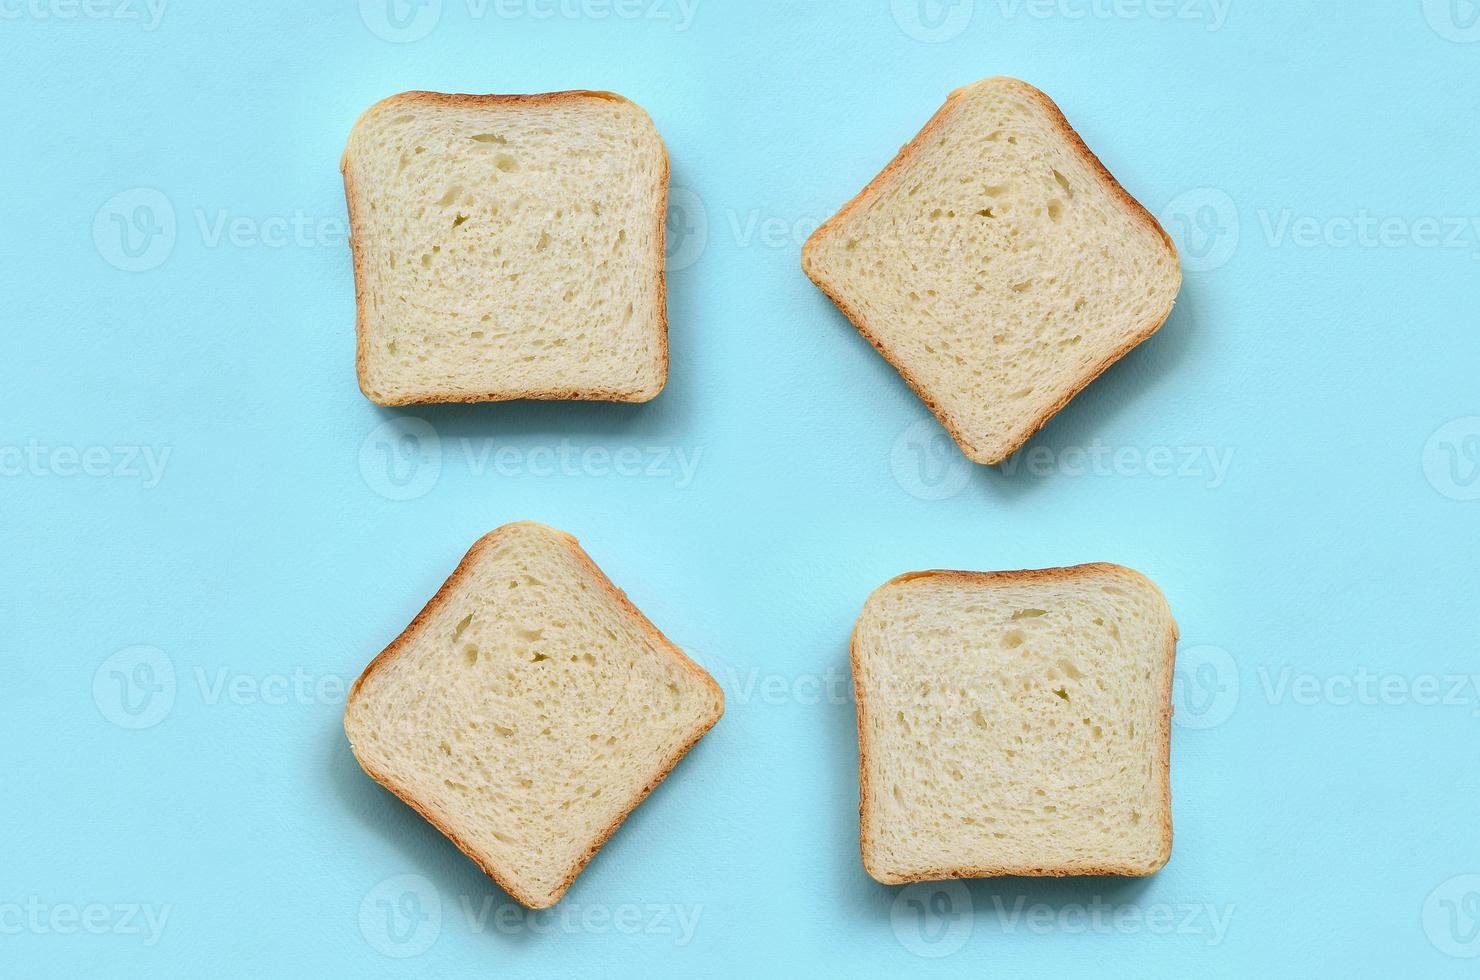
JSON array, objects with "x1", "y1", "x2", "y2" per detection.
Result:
[
  {"x1": 850, "y1": 563, "x2": 1177, "y2": 883},
  {"x1": 343, "y1": 522, "x2": 723, "y2": 908},
  {"x1": 803, "y1": 77, "x2": 1181, "y2": 464},
  {"x1": 342, "y1": 90, "x2": 669, "y2": 406}
]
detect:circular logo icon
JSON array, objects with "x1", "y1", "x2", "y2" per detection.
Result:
[
  {"x1": 93, "y1": 189, "x2": 176, "y2": 273},
  {"x1": 93, "y1": 645, "x2": 176, "y2": 729},
  {"x1": 360, "y1": 873, "x2": 441, "y2": 957},
  {"x1": 1423, "y1": 417, "x2": 1480, "y2": 501},
  {"x1": 891, "y1": 0, "x2": 974, "y2": 42},
  {"x1": 1159, "y1": 188, "x2": 1239, "y2": 273},
  {"x1": 360, "y1": 0, "x2": 442, "y2": 42},
  {"x1": 666, "y1": 187, "x2": 708, "y2": 272},
  {"x1": 890, "y1": 881, "x2": 973, "y2": 958},
  {"x1": 359, "y1": 417, "x2": 442, "y2": 501},
  {"x1": 1172, "y1": 644, "x2": 1239, "y2": 730},
  {"x1": 1423, "y1": 874, "x2": 1480, "y2": 958},
  {"x1": 1423, "y1": 0, "x2": 1480, "y2": 42},
  {"x1": 891, "y1": 418, "x2": 972, "y2": 500}
]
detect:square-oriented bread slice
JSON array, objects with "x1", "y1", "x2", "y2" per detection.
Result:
[
  {"x1": 342, "y1": 90, "x2": 669, "y2": 406},
  {"x1": 343, "y1": 522, "x2": 723, "y2": 908},
  {"x1": 803, "y1": 77, "x2": 1181, "y2": 464},
  {"x1": 850, "y1": 563, "x2": 1177, "y2": 883}
]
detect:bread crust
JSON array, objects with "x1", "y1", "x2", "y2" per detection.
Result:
[
  {"x1": 342, "y1": 90, "x2": 670, "y2": 406},
  {"x1": 802, "y1": 77, "x2": 1182, "y2": 465},
  {"x1": 344, "y1": 521, "x2": 723, "y2": 909},
  {"x1": 850, "y1": 562, "x2": 1177, "y2": 884}
]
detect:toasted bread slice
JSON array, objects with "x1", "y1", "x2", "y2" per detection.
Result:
[
  {"x1": 343, "y1": 90, "x2": 669, "y2": 406},
  {"x1": 803, "y1": 77, "x2": 1181, "y2": 464},
  {"x1": 344, "y1": 522, "x2": 723, "y2": 908},
  {"x1": 851, "y1": 563, "x2": 1177, "y2": 883}
]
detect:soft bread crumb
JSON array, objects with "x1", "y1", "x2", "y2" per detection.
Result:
[
  {"x1": 344, "y1": 522, "x2": 723, "y2": 908},
  {"x1": 803, "y1": 77, "x2": 1181, "y2": 464},
  {"x1": 851, "y1": 563, "x2": 1177, "y2": 883}
]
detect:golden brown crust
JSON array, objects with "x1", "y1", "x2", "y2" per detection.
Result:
[
  {"x1": 342, "y1": 90, "x2": 670, "y2": 407},
  {"x1": 344, "y1": 521, "x2": 722, "y2": 909},
  {"x1": 851, "y1": 562, "x2": 1177, "y2": 884},
  {"x1": 802, "y1": 77, "x2": 1181, "y2": 465}
]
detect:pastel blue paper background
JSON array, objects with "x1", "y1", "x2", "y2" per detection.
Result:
[{"x1": 4, "y1": 1, "x2": 1479, "y2": 975}]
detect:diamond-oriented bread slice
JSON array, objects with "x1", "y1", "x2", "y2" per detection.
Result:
[
  {"x1": 803, "y1": 77, "x2": 1181, "y2": 464},
  {"x1": 342, "y1": 90, "x2": 669, "y2": 406},
  {"x1": 343, "y1": 522, "x2": 723, "y2": 908},
  {"x1": 850, "y1": 563, "x2": 1177, "y2": 883}
]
